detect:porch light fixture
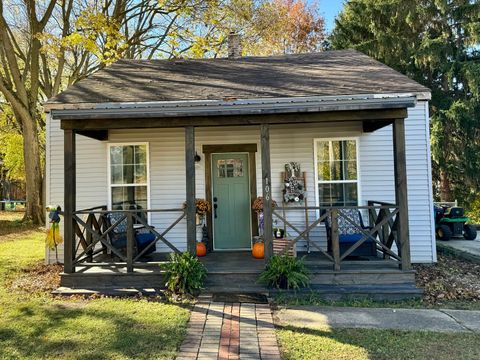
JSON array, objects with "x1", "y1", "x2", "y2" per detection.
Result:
[{"x1": 195, "y1": 151, "x2": 201, "y2": 163}]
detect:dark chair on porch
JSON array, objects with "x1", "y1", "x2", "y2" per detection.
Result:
[
  {"x1": 103, "y1": 210, "x2": 157, "y2": 257},
  {"x1": 326, "y1": 209, "x2": 377, "y2": 258}
]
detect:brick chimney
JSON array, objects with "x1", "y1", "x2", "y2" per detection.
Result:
[{"x1": 227, "y1": 32, "x2": 242, "y2": 59}]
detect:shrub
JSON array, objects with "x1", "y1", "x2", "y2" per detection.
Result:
[
  {"x1": 163, "y1": 252, "x2": 207, "y2": 296},
  {"x1": 259, "y1": 254, "x2": 310, "y2": 290},
  {"x1": 466, "y1": 197, "x2": 480, "y2": 224}
]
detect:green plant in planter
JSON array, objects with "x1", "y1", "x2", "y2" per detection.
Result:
[
  {"x1": 259, "y1": 254, "x2": 310, "y2": 290},
  {"x1": 163, "y1": 252, "x2": 207, "y2": 296}
]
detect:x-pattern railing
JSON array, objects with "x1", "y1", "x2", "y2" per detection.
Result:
[
  {"x1": 69, "y1": 207, "x2": 184, "y2": 272},
  {"x1": 272, "y1": 208, "x2": 334, "y2": 261},
  {"x1": 337, "y1": 207, "x2": 400, "y2": 262},
  {"x1": 272, "y1": 203, "x2": 402, "y2": 271}
]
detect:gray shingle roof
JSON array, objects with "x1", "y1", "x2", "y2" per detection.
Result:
[{"x1": 46, "y1": 50, "x2": 429, "y2": 106}]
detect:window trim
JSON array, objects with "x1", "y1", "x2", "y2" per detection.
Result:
[
  {"x1": 313, "y1": 137, "x2": 361, "y2": 207},
  {"x1": 107, "y1": 142, "x2": 151, "y2": 214}
]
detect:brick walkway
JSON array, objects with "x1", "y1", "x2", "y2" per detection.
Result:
[{"x1": 176, "y1": 296, "x2": 280, "y2": 360}]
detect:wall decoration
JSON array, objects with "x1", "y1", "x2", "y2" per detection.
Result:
[{"x1": 283, "y1": 162, "x2": 306, "y2": 203}]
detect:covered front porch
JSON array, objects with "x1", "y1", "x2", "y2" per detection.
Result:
[{"x1": 56, "y1": 99, "x2": 414, "y2": 291}]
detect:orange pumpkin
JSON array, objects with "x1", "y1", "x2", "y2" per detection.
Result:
[
  {"x1": 252, "y1": 242, "x2": 264, "y2": 259},
  {"x1": 196, "y1": 242, "x2": 207, "y2": 257}
]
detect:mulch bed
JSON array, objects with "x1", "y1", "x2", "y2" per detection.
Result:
[
  {"x1": 8, "y1": 262, "x2": 63, "y2": 295},
  {"x1": 415, "y1": 254, "x2": 480, "y2": 305}
]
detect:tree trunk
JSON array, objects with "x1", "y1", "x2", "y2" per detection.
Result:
[
  {"x1": 22, "y1": 114, "x2": 44, "y2": 224},
  {"x1": 439, "y1": 169, "x2": 452, "y2": 202}
]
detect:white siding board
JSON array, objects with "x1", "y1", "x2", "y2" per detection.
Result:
[{"x1": 45, "y1": 101, "x2": 435, "y2": 264}]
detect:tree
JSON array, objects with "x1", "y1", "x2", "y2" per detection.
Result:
[
  {"x1": 0, "y1": 0, "x2": 325, "y2": 224},
  {"x1": 0, "y1": 0, "x2": 57, "y2": 223},
  {"x1": 175, "y1": 0, "x2": 325, "y2": 57},
  {"x1": 253, "y1": 0, "x2": 325, "y2": 54},
  {"x1": 0, "y1": 0, "x2": 216, "y2": 224},
  {"x1": 0, "y1": 104, "x2": 28, "y2": 181},
  {"x1": 330, "y1": 0, "x2": 480, "y2": 205}
]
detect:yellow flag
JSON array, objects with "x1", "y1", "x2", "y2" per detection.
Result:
[{"x1": 46, "y1": 223, "x2": 63, "y2": 250}]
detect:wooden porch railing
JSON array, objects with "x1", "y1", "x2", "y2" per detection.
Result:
[
  {"x1": 272, "y1": 201, "x2": 408, "y2": 271},
  {"x1": 68, "y1": 207, "x2": 185, "y2": 272}
]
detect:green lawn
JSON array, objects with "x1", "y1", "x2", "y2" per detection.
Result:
[
  {"x1": 274, "y1": 290, "x2": 480, "y2": 311},
  {"x1": 277, "y1": 325, "x2": 480, "y2": 360},
  {"x1": 0, "y1": 212, "x2": 189, "y2": 360}
]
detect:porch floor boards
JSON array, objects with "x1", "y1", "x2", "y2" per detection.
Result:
[{"x1": 72, "y1": 251, "x2": 405, "y2": 274}]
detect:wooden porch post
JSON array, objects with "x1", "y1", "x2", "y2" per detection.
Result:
[
  {"x1": 64, "y1": 129, "x2": 76, "y2": 273},
  {"x1": 185, "y1": 126, "x2": 196, "y2": 255},
  {"x1": 331, "y1": 209, "x2": 341, "y2": 271},
  {"x1": 393, "y1": 118, "x2": 411, "y2": 270},
  {"x1": 261, "y1": 124, "x2": 273, "y2": 259}
]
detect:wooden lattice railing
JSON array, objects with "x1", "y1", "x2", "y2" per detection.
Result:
[
  {"x1": 69, "y1": 207, "x2": 185, "y2": 272},
  {"x1": 272, "y1": 201, "x2": 406, "y2": 270}
]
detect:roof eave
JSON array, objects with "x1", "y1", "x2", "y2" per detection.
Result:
[{"x1": 47, "y1": 93, "x2": 424, "y2": 120}]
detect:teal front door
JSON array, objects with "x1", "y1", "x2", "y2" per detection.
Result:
[{"x1": 212, "y1": 153, "x2": 252, "y2": 250}]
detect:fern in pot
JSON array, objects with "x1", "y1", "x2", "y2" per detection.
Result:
[
  {"x1": 259, "y1": 254, "x2": 310, "y2": 290},
  {"x1": 163, "y1": 252, "x2": 207, "y2": 296}
]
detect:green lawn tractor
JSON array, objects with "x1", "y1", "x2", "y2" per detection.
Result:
[{"x1": 434, "y1": 205, "x2": 477, "y2": 241}]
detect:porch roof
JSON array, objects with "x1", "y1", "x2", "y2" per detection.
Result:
[{"x1": 45, "y1": 49, "x2": 430, "y2": 112}]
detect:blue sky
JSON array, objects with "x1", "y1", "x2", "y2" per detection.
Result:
[{"x1": 316, "y1": 0, "x2": 345, "y2": 32}]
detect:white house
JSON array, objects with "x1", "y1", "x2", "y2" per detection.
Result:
[{"x1": 44, "y1": 48, "x2": 435, "y2": 292}]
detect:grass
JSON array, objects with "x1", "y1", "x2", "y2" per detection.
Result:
[
  {"x1": 274, "y1": 292, "x2": 426, "y2": 309},
  {"x1": 0, "y1": 211, "x2": 190, "y2": 360},
  {"x1": 277, "y1": 325, "x2": 480, "y2": 360},
  {"x1": 0, "y1": 211, "x2": 40, "y2": 237},
  {"x1": 274, "y1": 292, "x2": 480, "y2": 311}
]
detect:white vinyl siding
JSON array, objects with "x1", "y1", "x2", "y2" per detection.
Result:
[{"x1": 45, "y1": 101, "x2": 436, "y2": 263}]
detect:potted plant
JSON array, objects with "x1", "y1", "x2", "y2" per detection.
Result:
[
  {"x1": 259, "y1": 254, "x2": 310, "y2": 290},
  {"x1": 163, "y1": 252, "x2": 207, "y2": 297}
]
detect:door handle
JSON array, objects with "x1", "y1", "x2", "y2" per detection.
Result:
[{"x1": 214, "y1": 203, "x2": 218, "y2": 218}]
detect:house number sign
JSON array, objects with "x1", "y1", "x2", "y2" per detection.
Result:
[{"x1": 264, "y1": 178, "x2": 271, "y2": 201}]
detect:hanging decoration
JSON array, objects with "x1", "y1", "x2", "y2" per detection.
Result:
[
  {"x1": 283, "y1": 162, "x2": 306, "y2": 203},
  {"x1": 46, "y1": 205, "x2": 63, "y2": 264}
]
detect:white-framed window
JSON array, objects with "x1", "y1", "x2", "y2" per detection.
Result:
[
  {"x1": 314, "y1": 138, "x2": 359, "y2": 207},
  {"x1": 108, "y1": 143, "x2": 149, "y2": 211}
]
